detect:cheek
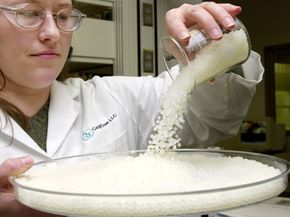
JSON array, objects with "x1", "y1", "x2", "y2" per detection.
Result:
[
  {"x1": 0, "y1": 30, "x2": 29, "y2": 56},
  {"x1": 58, "y1": 35, "x2": 72, "y2": 65},
  {"x1": 63, "y1": 34, "x2": 73, "y2": 54},
  {"x1": 0, "y1": 40, "x2": 22, "y2": 73}
]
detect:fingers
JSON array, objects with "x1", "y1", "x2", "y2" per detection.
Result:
[
  {"x1": 196, "y1": 2, "x2": 241, "y2": 32},
  {"x1": 189, "y1": 5, "x2": 225, "y2": 40},
  {"x1": 165, "y1": 9, "x2": 191, "y2": 45},
  {"x1": 0, "y1": 156, "x2": 34, "y2": 176},
  {"x1": 186, "y1": 2, "x2": 241, "y2": 39},
  {"x1": 166, "y1": 2, "x2": 242, "y2": 45},
  {"x1": 165, "y1": 8, "x2": 191, "y2": 45},
  {"x1": 218, "y1": 3, "x2": 242, "y2": 17},
  {"x1": 0, "y1": 158, "x2": 62, "y2": 217},
  {"x1": 0, "y1": 192, "x2": 63, "y2": 217},
  {"x1": 0, "y1": 156, "x2": 34, "y2": 187}
]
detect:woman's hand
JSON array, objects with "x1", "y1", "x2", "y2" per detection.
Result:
[
  {"x1": 165, "y1": 2, "x2": 242, "y2": 46},
  {"x1": 0, "y1": 156, "x2": 63, "y2": 217}
]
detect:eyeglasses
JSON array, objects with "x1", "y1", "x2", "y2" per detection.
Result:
[{"x1": 0, "y1": 3, "x2": 87, "y2": 32}]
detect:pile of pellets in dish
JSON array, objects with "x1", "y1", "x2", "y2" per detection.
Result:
[
  {"x1": 15, "y1": 152, "x2": 285, "y2": 217},
  {"x1": 13, "y1": 29, "x2": 286, "y2": 217}
]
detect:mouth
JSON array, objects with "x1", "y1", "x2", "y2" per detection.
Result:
[{"x1": 30, "y1": 51, "x2": 60, "y2": 59}]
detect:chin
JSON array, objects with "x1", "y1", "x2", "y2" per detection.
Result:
[
  {"x1": 28, "y1": 71, "x2": 60, "y2": 89},
  {"x1": 41, "y1": 67, "x2": 61, "y2": 79}
]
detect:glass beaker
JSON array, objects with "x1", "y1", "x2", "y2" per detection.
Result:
[{"x1": 161, "y1": 18, "x2": 251, "y2": 86}]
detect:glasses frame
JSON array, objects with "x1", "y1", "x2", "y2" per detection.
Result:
[{"x1": 0, "y1": 3, "x2": 87, "y2": 32}]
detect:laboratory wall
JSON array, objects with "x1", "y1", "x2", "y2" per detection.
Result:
[
  {"x1": 214, "y1": 0, "x2": 290, "y2": 119},
  {"x1": 69, "y1": 0, "x2": 202, "y2": 78}
]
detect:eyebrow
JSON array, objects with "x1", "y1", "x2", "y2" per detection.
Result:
[{"x1": 27, "y1": 0, "x2": 72, "y2": 7}]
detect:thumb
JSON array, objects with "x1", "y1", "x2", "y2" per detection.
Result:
[{"x1": 0, "y1": 156, "x2": 34, "y2": 187}]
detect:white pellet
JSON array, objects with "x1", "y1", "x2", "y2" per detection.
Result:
[{"x1": 148, "y1": 29, "x2": 249, "y2": 154}]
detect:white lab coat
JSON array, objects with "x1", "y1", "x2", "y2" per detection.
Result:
[{"x1": 0, "y1": 52, "x2": 264, "y2": 164}]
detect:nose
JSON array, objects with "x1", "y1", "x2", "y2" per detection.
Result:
[{"x1": 38, "y1": 14, "x2": 61, "y2": 45}]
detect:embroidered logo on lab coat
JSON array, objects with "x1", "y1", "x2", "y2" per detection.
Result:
[{"x1": 82, "y1": 114, "x2": 118, "y2": 141}]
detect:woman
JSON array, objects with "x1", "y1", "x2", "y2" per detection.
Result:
[{"x1": 0, "y1": 0, "x2": 263, "y2": 216}]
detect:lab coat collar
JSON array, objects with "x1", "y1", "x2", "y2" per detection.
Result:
[
  {"x1": 46, "y1": 80, "x2": 80, "y2": 157},
  {"x1": 0, "y1": 111, "x2": 48, "y2": 157},
  {"x1": 0, "y1": 81, "x2": 80, "y2": 158}
]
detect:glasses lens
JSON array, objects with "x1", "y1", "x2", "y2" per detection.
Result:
[
  {"x1": 57, "y1": 9, "x2": 81, "y2": 31},
  {"x1": 16, "y1": 5, "x2": 44, "y2": 28}
]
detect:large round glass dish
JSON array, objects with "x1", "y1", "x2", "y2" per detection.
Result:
[{"x1": 10, "y1": 149, "x2": 290, "y2": 217}]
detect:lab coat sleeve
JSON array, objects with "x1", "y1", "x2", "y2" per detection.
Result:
[
  {"x1": 99, "y1": 51, "x2": 263, "y2": 149},
  {"x1": 180, "y1": 51, "x2": 264, "y2": 147}
]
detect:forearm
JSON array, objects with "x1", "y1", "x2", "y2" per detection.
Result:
[
  {"x1": 0, "y1": 157, "x2": 62, "y2": 217},
  {"x1": 0, "y1": 194, "x2": 64, "y2": 217},
  {"x1": 180, "y1": 51, "x2": 264, "y2": 147}
]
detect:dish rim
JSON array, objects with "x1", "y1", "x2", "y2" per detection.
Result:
[{"x1": 9, "y1": 149, "x2": 290, "y2": 197}]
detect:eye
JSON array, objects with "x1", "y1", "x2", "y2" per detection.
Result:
[
  {"x1": 20, "y1": 10, "x2": 41, "y2": 17},
  {"x1": 58, "y1": 12, "x2": 71, "y2": 21}
]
